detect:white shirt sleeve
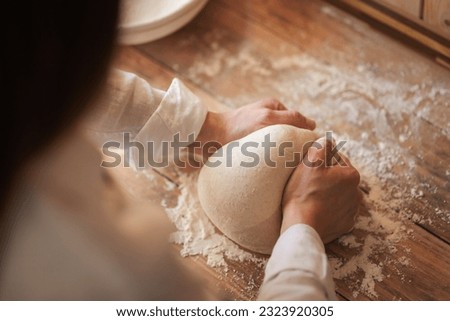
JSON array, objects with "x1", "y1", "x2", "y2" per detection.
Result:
[
  {"x1": 86, "y1": 70, "x2": 336, "y2": 300},
  {"x1": 84, "y1": 69, "x2": 208, "y2": 165},
  {"x1": 258, "y1": 224, "x2": 336, "y2": 301}
]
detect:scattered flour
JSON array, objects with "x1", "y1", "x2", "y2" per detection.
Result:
[
  {"x1": 143, "y1": 19, "x2": 449, "y2": 299},
  {"x1": 162, "y1": 171, "x2": 266, "y2": 271},
  {"x1": 338, "y1": 235, "x2": 362, "y2": 249}
]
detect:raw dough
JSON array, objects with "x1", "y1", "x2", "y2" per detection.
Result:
[{"x1": 197, "y1": 124, "x2": 318, "y2": 254}]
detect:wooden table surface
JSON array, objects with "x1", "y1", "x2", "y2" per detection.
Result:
[{"x1": 112, "y1": 0, "x2": 450, "y2": 300}]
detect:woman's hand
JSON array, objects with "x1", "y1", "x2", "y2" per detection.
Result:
[
  {"x1": 194, "y1": 98, "x2": 316, "y2": 156},
  {"x1": 281, "y1": 138, "x2": 362, "y2": 244}
]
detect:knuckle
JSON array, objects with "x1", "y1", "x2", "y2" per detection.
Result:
[
  {"x1": 289, "y1": 110, "x2": 302, "y2": 120},
  {"x1": 260, "y1": 97, "x2": 280, "y2": 108},
  {"x1": 257, "y1": 108, "x2": 274, "y2": 122},
  {"x1": 309, "y1": 146, "x2": 326, "y2": 163}
]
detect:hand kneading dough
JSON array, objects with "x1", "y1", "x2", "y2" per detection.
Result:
[{"x1": 197, "y1": 124, "x2": 318, "y2": 254}]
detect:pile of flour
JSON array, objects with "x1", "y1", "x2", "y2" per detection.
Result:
[{"x1": 162, "y1": 172, "x2": 266, "y2": 270}]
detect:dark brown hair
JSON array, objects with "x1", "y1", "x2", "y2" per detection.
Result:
[{"x1": 2, "y1": 1, "x2": 120, "y2": 210}]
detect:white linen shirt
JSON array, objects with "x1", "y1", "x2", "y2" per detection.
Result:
[{"x1": 0, "y1": 70, "x2": 335, "y2": 300}]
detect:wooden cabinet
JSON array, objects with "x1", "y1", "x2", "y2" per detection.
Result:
[
  {"x1": 339, "y1": 0, "x2": 450, "y2": 61},
  {"x1": 376, "y1": 0, "x2": 422, "y2": 18},
  {"x1": 424, "y1": 0, "x2": 450, "y2": 38}
]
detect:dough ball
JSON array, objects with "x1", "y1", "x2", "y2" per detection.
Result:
[{"x1": 197, "y1": 124, "x2": 318, "y2": 254}]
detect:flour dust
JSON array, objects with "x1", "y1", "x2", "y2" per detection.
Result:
[
  {"x1": 162, "y1": 172, "x2": 265, "y2": 271},
  {"x1": 152, "y1": 4, "x2": 449, "y2": 300}
]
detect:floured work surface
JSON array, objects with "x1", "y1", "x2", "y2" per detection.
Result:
[{"x1": 113, "y1": 0, "x2": 450, "y2": 300}]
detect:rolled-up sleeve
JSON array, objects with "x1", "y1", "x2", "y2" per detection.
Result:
[
  {"x1": 258, "y1": 224, "x2": 336, "y2": 301},
  {"x1": 85, "y1": 70, "x2": 208, "y2": 164}
]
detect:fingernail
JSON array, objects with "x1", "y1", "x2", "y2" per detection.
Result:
[{"x1": 306, "y1": 118, "x2": 316, "y2": 129}]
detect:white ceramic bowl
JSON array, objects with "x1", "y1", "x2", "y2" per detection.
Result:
[{"x1": 118, "y1": 0, "x2": 208, "y2": 45}]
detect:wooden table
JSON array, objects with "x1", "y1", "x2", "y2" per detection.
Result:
[{"x1": 112, "y1": 0, "x2": 450, "y2": 300}]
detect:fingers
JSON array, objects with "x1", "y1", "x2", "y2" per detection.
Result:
[
  {"x1": 254, "y1": 98, "x2": 316, "y2": 130},
  {"x1": 306, "y1": 137, "x2": 333, "y2": 166},
  {"x1": 270, "y1": 110, "x2": 316, "y2": 130},
  {"x1": 305, "y1": 138, "x2": 362, "y2": 190},
  {"x1": 257, "y1": 98, "x2": 288, "y2": 111}
]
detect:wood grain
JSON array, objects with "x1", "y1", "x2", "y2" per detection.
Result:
[
  {"x1": 375, "y1": 0, "x2": 423, "y2": 18},
  {"x1": 139, "y1": 0, "x2": 450, "y2": 243},
  {"x1": 424, "y1": 0, "x2": 450, "y2": 38},
  {"x1": 113, "y1": 0, "x2": 450, "y2": 300},
  {"x1": 341, "y1": 0, "x2": 450, "y2": 58},
  {"x1": 113, "y1": 47, "x2": 268, "y2": 300}
]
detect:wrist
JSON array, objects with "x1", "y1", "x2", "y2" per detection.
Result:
[
  {"x1": 190, "y1": 111, "x2": 223, "y2": 157},
  {"x1": 281, "y1": 203, "x2": 320, "y2": 235}
]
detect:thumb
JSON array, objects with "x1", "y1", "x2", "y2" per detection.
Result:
[{"x1": 306, "y1": 137, "x2": 334, "y2": 167}]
